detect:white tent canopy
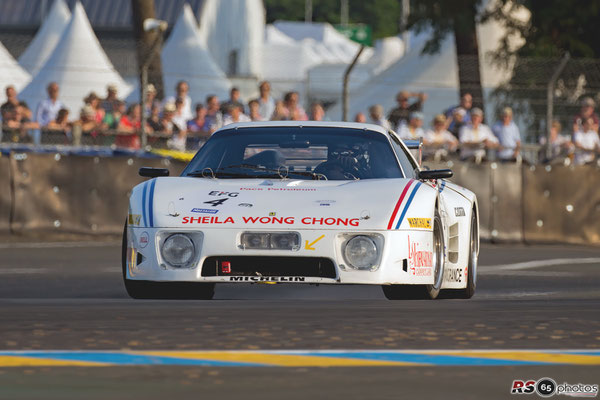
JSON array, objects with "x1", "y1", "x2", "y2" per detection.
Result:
[
  {"x1": 18, "y1": 0, "x2": 71, "y2": 76},
  {"x1": 273, "y1": 21, "x2": 373, "y2": 64},
  {"x1": 0, "y1": 41, "x2": 31, "y2": 104},
  {"x1": 161, "y1": 3, "x2": 231, "y2": 103},
  {"x1": 19, "y1": 1, "x2": 131, "y2": 116},
  {"x1": 198, "y1": 0, "x2": 264, "y2": 77},
  {"x1": 327, "y1": 12, "x2": 525, "y2": 125}
]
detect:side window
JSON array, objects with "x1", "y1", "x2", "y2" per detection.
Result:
[{"x1": 388, "y1": 131, "x2": 418, "y2": 179}]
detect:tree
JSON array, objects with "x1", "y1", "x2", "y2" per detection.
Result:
[
  {"x1": 407, "y1": 0, "x2": 486, "y2": 110},
  {"x1": 263, "y1": 0, "x2": 401, "y2": 39},
  {"x1": 131, "y1": 0, "x2": 164, "y2": 99}
]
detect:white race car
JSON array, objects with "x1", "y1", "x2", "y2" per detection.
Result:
[{"x1": 123, "y1": 121, "x2": 479, "y2": 300}]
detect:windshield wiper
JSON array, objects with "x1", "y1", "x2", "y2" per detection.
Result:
[{"x1": 188, "y1": 164, "x2": 324, "y2": 180}]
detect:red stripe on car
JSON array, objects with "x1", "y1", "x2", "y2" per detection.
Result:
[{"x1": 387, "y1": 180, "x2": 414, "y2": 230}]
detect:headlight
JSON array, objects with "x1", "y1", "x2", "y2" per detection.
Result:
[
  {"x1": 343, "y1": 235, "x2": 378, "y2": 270},
  {"x1": 161, "y1": 234, "x2": 195, "y2": 268}
]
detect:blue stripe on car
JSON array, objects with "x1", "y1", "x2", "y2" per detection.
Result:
[
  {"x1": 395, "y1": 181, "x2": 422, "y2": 229},
  {"x1": 148, "y1": 179, "x2": 156, "y2": 228}
]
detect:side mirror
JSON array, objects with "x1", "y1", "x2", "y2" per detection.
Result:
[
  {"x1": 418, "y1": 169, "x2": 453, "y2": 180},
  {"x1": 139, "y1": 167, "x2": 169, "y2": 178}
]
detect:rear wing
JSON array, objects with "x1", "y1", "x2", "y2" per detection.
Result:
[{"x1": 404, "y1": 138, "x2": 423, "y2": 166}]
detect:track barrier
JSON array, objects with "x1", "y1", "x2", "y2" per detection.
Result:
[{"x1": 0, "y1": 151, "x2": 598, "y2": 245}]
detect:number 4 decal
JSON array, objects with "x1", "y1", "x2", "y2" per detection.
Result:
[{"x1": 204, "y1": 198, "x2": 229, "y2": 207}]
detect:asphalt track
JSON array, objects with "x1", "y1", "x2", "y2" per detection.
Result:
[{"x1": 0, "y1": 241, "x2": 599, "y2": 399}]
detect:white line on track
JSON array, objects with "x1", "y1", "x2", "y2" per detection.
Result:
[
  {"x1": 0, "y1": 241, "x2": 120, "y2": 249},
  {"x1": 479, "y1": 257, "x2": 600, "y2": 271}
]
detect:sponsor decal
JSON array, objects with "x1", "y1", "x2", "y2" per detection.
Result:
[
  {"x1": 455, "y1": 207, "x2": 466, "y2": 217},
  {"x1": 167, "y1": 202, "x2": 180, "y2": 217},
  {"x1": 128, "y1": 214, "x2": 141, "y2": 226},
  {"x1": 511, "y1": 377, "x2": 598, "y2": 398},
  {"x1": 316, "y1": 200, "x2": 336, "y2": 206},
  {"x1": 269, "y1": 212, "x2": 276, "y2": 216},
  {"x1": 238, "y1": 203, "x2": 253, "y2": 207},
  {"x1": 139, "y1": 231, "x2": 149, "y2": 248},
  {"x1": 182, "y1": 216, "x2": 234, "y2": 224},
  {"x1": 407, "y1": 218, "x2": 432, "y2": 229},
  {"x1": 191, "y1": 208, "x2": 219, "y2": 214},
  {"x1": 407, "y1": 236, "x2": 433, "y2": 276},
  {"x1": 181, "y1": 216, "x2": 360, "y2": 226},
  {"x1": 305, "y1": 234, "x2": 325, "y2": 250},
  {"x1": 127, "y1": 247, "x2": 138, "y2": 277},
  {"x1": 209, "y1": 191, "x2": 239, "y2": 197},
  {"x1": 445, "y1": 267, "x2": 463, "y2": 283},
  {"x1": 229, "y1": 276, "x2": 306, "y2": 282}
]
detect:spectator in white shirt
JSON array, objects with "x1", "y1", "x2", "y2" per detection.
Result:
[
  {"x1": 573, "y1": 117, "x2": 600, "y2": 165},
  {"x1": 35, "y1": 82, "x2": 64, "y2": 128},
  {"x1": 459, "y1": 107, "x2": 499, "y2": 161},
  {"x1": 368, "y1": 104, "x2": 391, "y2": 129},
  {"x1": 398, "y1": 112, "x2": 425, "y2": 140},
  {"x1": 203, "y1": 95, "x2": 223, "y2": 134},
  {"x1": 164, "y1": 81, "x2": 193, "y2": 122},
  {"x1": 223, "y1": 104, "x2": 251, "y2": 126},
  {"x1": 258, "y1": 81, "x2": 275, "y2": 120},
  {"x1": 492, "y1": 107, "x2": 521, "y2": 161},
  {"x1": 172, "y1": 97, "x2": 188, "y2": 133},
  {"x1": 424, "y1": 114, "x2": 458, "y2": 153}
]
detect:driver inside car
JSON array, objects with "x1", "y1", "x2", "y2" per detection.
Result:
[{"x1": 314, "y1": 142, "x2": 372, "y2": 180}]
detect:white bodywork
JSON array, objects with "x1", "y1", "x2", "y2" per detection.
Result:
[{"x1": 125, "y1": 122, "x2": 478, "y2": 289}]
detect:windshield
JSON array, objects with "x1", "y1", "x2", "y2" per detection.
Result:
[{"x1": 183, "y1": 126, "x2": 405, "y2": 180}]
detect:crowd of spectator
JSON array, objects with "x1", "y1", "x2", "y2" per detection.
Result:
[
  {"x1": 1, "y1": 80, "x2": 599, "y2": 165},
  {"x1": 363, "y1": 92, "x2": 600, "y2": 165}
]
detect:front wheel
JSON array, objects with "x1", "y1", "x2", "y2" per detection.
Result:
[
  {"x1": 121, "y1": 223, "x2": 215, "y2": 300},
  {"x1": 382, "y1": 210, "x2": 445, "y2": 300}
]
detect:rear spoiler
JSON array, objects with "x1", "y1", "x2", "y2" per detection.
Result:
[{"x1": 404, "y1": 138, "x2": 423, "y2": 166}]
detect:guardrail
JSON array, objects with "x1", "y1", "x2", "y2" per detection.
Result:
[{"x1": 0, "y1": 150, "x2": 598, "y2": 245}]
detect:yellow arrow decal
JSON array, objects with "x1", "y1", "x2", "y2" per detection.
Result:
[{"x1": 305, "y1": 234, "x2": 325, "y2": 250}]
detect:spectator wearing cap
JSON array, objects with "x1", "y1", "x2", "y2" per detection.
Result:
[
  {"x1": 424, "y1": 114, "x2": 458, "y2": 152},
  {"x1": 248, "y1": 99, "x2": 263, "y2": 121},
  {"x1": 459, "y1": 107, "x2": 499, "y2": 161},
  {"x1": 223, "y1": 104, "x2": 251, "y2": 126},
  {"x1": 354, "y1": 112, "x2": 367, "y2": 123},
  {"x1": 221, "y1": 87, "x2": 246, "y2": 115},
  {"x1": 162, "y1": 102, "x2": 186, "y2": 151},
  {"x1": 398, "y1": 112, "x2": 425, "y2": 140},
  {"x1": 164, "y1": 81, "x2": 193, "y2": 122},
  {"x1": 448, "y1": 107, "x2": 467, "y2": 139},
  {"x1": 35, "y1": 82, "x2": 64, "y2": 129},
  {"x1": 101, "y1": 84, "x2": 120, "y2": 113},
  {"x1": 116, "y1": 103, "x2": 142, "y2": 149},
  {"x1": 539, "y1": 120, "x2": 573, "y2": 162},
  {"x1": 142, "y1": 84, "x2": 160, "y2": 119},
  {"x1": 573, "y1": 97, "x2": 599, "y2": 133},
  {"x1": 203, "y1": 95, "x2": 223, "y2": 134},
  {"x1": 573, "y1": 117, "x2": 600, "y2": 165},
  {"x1": 387, "y1": 91, "x2": 427, "y2": 130},
  {"x1": 258, "y1": 81, "x2": 275, "y2": 122},
  {"x1": 368, "y1": 104, "x2": 391, "y2": 129},
  {"x1": 492, "y1": 107, "x2": 521, "y2": 162}
]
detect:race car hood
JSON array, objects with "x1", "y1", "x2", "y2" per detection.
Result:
[{"x1": 130, "y1": 177, "x2": 437, "y2": 231}]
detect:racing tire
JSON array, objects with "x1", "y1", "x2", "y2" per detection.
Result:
[
  {"x1": 121, "y1": 223, "x2": 215, "y2": 300},
  {"x1": 443, "y1": 209, "x2": 478, "y2": 299},
  {"x1": 382, "y1": 210, "x2": 445, "y2": 300}
]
